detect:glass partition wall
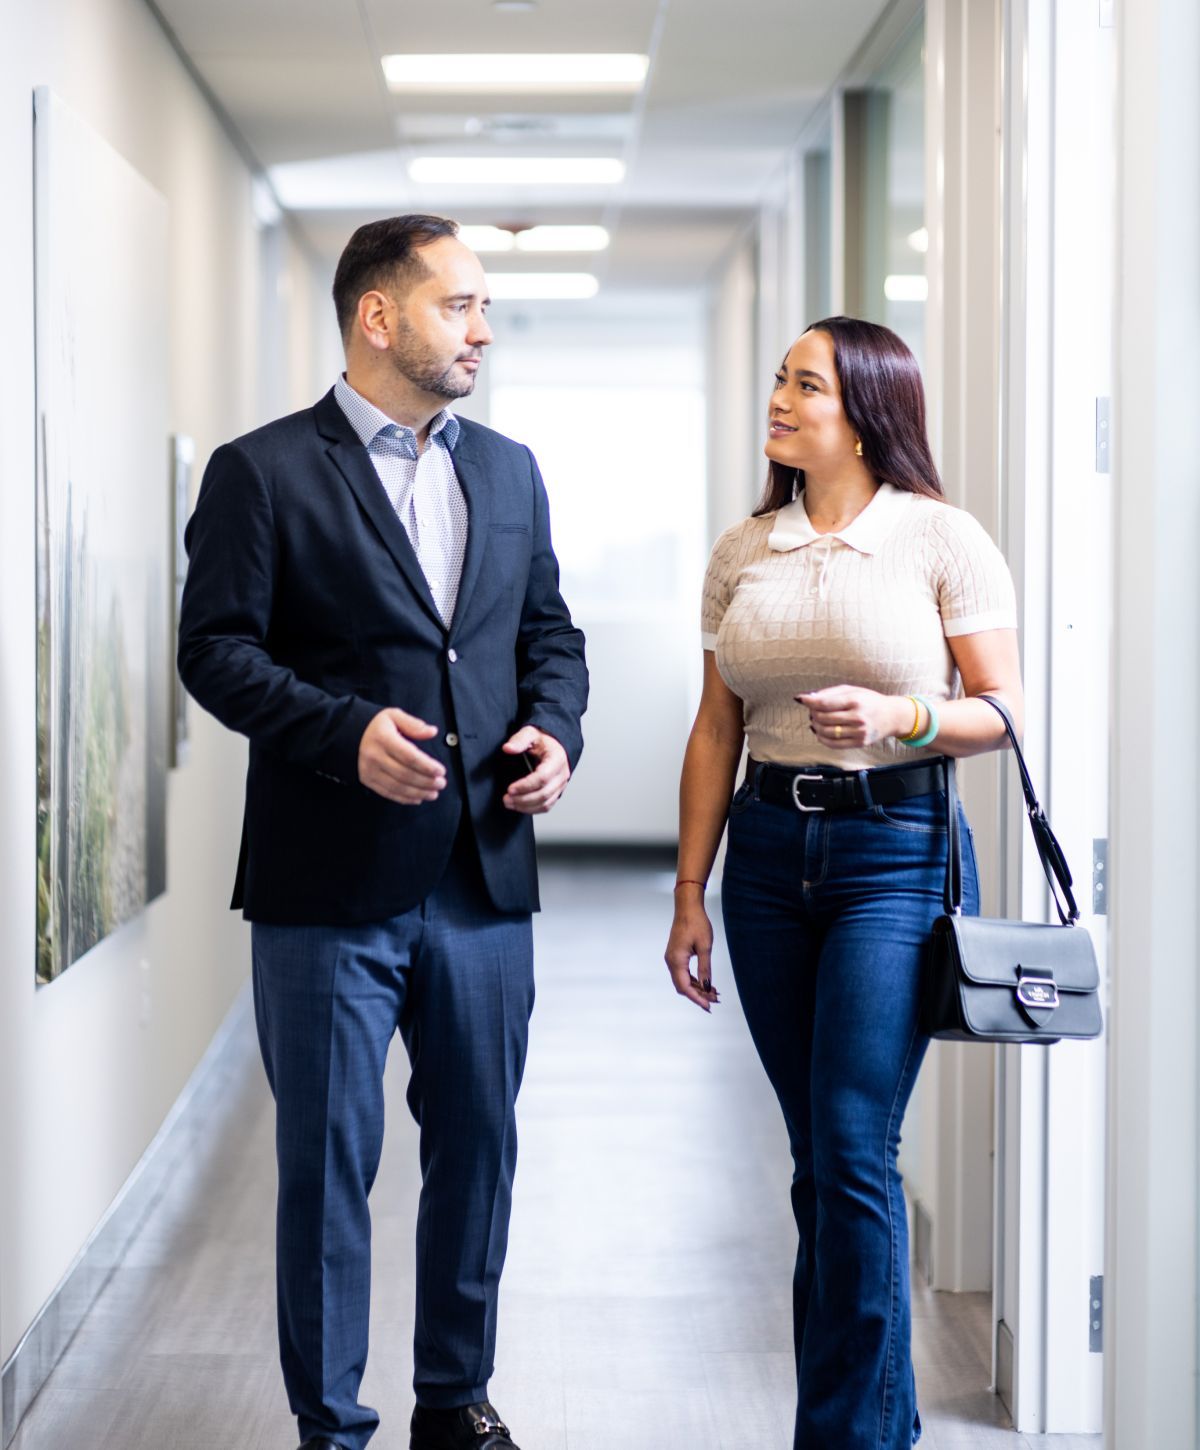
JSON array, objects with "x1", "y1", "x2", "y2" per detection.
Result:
[{"x1": 842, "y1": 18, "x2": 926, "y2": 365}]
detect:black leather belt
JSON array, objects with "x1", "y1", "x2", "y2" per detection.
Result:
[{"x1": 747, "y1": 756, "x2": 947, "y2": 813}]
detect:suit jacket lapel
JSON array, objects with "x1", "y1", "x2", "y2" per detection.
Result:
[
  {"x1": 314, "y1": 390, "x2": 444, "y2": 630},
  {"x1": 448, "y1": 427, "x2": 491, "y2": 638}
]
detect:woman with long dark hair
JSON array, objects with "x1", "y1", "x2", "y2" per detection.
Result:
[{"x1": 664, "y1": 317, "x2": 1022, "y2": 1448}]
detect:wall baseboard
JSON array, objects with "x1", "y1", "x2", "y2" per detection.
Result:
[
  {"x1": 1, "y1": 984, "x2": 256, "y2": 1448},
  {"x1": 996, "y1": 1318, "x2": 1015, "y2": 1416},
  {"x1": 912, "y1": 1195, "x2": 935, "y2": 1286}
]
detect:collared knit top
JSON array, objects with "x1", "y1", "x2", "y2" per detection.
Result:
[{"x1": 701, "y1": 483, "x2": 1018, "y2": 770}]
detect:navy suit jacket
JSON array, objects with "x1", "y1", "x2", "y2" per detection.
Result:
[{"x1": 178, "y1": 389, "x2": 588, "y2": 923}]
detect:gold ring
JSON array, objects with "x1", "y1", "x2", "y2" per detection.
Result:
[{"x1": 834, "y1": 724, "x2": 842, "y2": 739}]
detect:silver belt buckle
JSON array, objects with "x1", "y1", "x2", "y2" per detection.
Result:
[{"x1": 791, "y1": 772, "x2": 826, "y2": 812}]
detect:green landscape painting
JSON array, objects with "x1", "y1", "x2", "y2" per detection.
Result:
[{"x1": 34, "y1": 88, "x2": 169, "y2": 984}]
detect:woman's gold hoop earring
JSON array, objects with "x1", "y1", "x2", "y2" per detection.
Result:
[{"x1": 854, "y1": 439, "x2": 864, "y2": 458}]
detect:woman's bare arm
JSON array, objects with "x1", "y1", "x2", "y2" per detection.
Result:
[{"x1": 665, "y1": 652, "x2": 745, "y2": 1010}]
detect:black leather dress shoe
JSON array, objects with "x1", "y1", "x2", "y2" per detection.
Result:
[{"x1": 410, "y1": 1400, "x2": 521, "y2": 1449}]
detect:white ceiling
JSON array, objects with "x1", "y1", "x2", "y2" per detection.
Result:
[{"x1": 154, "y1": 0, "x2": 895, "y2": 293}]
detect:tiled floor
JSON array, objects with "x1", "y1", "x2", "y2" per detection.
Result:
[{"x1": 9, "y1": 855, "x2": 1101, "y2": 1449}]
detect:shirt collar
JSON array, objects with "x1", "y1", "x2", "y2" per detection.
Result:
[
  {"x1": 334, "y1": 373, "x2": 460, "y2": 453},
  {"x1": 767, "y1": 482, "x2": 910, "y2": 555}
]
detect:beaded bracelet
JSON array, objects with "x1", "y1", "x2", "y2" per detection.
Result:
[
  {"x1": 901, "y1": 694, "x2": 940, "y2": 749},
  {"x1": 898, "y1": 695, "x2": 922, "y2": 742}
]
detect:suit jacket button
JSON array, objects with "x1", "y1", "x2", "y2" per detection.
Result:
[
  {"x1": 448, "y1": 647, "x2": 458, "y2": 663},
  {"x1": 445, "y1": 732, "x2": 459, "y2": 747}
]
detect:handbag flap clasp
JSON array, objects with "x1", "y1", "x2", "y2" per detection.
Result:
[
  {"x1": 1015, "y1": 971, "x2": 1059, "y2": 1011},
  {"x1": 1016, "y1": 966, "x2": 1059, "y2": 1026}
]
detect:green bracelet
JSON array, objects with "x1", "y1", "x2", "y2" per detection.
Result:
[{"x1": 902, "y1": 694, "x2": 940, "y2": 748}]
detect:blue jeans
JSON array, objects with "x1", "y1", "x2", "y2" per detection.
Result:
[
  {"x1": 251, "y1": 835, "x2": 534, "y2": 1450},
  {"x1": 721, "y1": 775, "x2": 979, "y2": 1450}
]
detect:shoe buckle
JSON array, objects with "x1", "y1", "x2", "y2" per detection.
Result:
[
  {"x1": 475, "y1": 1417, "x2": 509, "y2": 1438},
  {"x1": 790, "y1": 772, "x2": 826, "y2": 812}
]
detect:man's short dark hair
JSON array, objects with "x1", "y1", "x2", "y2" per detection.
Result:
[{"x1": 332, "y1": 214, "x2": 459, "y2": 339}]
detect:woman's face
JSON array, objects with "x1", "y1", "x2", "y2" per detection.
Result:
[{"x1": 764, "y1": 329, "x2": 860, "y2": 472}]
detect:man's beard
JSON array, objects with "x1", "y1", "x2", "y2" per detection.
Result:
[{"x1": 392, "y1": 321, "x2": 478, "y2": 400}]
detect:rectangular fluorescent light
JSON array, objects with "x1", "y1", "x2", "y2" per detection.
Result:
[
  {"x1": 515, "y1": 225, "x2": 610, "y2": 252},
  {"x1": 383, "y1": 53, "x2": 649, "y2": 94},
  {"x1": 456, "y1": 225, "x2": 516, "y2": 252},
  {"x1": 486, "y1": 272, "x2": 599, "y2": 300},
  {"x1": 409, "y1": 157, "x2": 625, "y2": 185},
  {"x1": 884, "y1": 274, "x2": 929, "y2": 302}
]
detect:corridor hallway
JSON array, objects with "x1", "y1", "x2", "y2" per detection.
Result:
[{"x1": 10, "y1": 857, "x2": 1098, "y2": 1450}]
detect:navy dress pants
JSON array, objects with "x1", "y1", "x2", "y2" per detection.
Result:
[
  {"x1": 251, "y1": 829, "x2": 535, "y2": 1450},
  {"x1": 721, "y1": 780, "x2": 980, "y2": 1450}
]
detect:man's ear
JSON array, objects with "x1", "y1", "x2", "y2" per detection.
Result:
[{"x1": 357, "y1": 290, "x2": 392, "y2": 352}]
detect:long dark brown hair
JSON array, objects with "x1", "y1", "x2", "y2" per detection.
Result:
[{"x1": 753, "y1": 315, "x2": 944, "y2": 515}]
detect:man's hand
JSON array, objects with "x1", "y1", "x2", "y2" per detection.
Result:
[
  {"x1": 358, "y1": 709, "x2": 447, "y2": 804},
  {"x1": 501, "y1": 727, "x2": 571, "y2": 814}
]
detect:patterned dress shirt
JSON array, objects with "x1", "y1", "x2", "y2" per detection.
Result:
[{"x1": 333, "y1": 373, "x2": 469, "y2": 626}]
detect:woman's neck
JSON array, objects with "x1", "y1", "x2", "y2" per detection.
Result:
[{"x1": 801, "y1": 467, "x2": 879, "y2": 534}]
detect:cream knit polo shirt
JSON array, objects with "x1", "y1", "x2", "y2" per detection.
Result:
[{"x1": 701, "y1": 483, "x2": 1018, "y2": 770}]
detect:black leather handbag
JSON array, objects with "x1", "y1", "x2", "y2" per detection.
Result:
[{"x1": 921, "y1": 695, "x2": 1103, "y2": 1045}]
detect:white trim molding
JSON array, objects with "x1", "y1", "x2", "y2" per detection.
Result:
[{"x1": 1106, "y1": 0, "x2": 1200, "y2": 1444}]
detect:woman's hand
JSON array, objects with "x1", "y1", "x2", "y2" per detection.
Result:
[
  {"x1": 796, "y1": 686, "x2": 912, "y2": 749},
  {"x1": 664, "y1": 887, "x2": 721, "y2": 1012}
]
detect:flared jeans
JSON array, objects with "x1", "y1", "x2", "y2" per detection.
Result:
[{"x1": 721, "y1": 775, "x2": 980, "y2": 1450}]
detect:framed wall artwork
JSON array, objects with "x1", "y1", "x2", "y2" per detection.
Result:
[
  {"x1": 34, "y1": 87, "x2": 170, "y2": 984},
  {"x1": 169, "y1": 434, "x2": 193, "y2": 769}
]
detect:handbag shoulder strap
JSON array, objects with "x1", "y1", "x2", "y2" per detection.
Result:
[{"x1": 942, "y1": 694, "x2": 1081, "y2": 925}]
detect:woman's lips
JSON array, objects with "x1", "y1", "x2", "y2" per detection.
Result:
[{"x1": 769, "y1": 421, "x2": 796, "y2": 436}]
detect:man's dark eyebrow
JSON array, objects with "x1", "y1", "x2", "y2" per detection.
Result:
[{"x1": 444, "y1": 290, "x2": 487, "y2": 304}]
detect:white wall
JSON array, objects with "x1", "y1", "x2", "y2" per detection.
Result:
[
  {"x1": 0, "y1": 0, "x2": 321, "y2": 1362},
  {"x1": 706, "y1": 235, "x2": 761, "y2": 536},
  {"x1": 278, "y1": 242, "x2": 342, "y2": 411},
  {"x1": 484, "y1": 294, "x2": 708, "y2": 845}
]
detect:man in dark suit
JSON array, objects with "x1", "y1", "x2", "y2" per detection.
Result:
[{"x1": 178, "y1": 214, "x2": 587, "y2": 1450}]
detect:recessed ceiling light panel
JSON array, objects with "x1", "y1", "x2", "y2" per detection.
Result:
[
  {"x1": 409, "y1": 157, "x2": 625, "y2": 185},
  {"x1": 515, "y1": 225, "x2": 610, "y2": 252},
  {"x1": 456, "y1": 225, "x2": 517, "y2": 252},
  {"x1": 383, "y1": 53, "x2": 649, "y2": 94},
  {"x1": 486, "y1": 272, "x2": 600, "y2": 300},
  {"x1": 883, "y1": 274, "x2": 929, "y2": 302}
]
